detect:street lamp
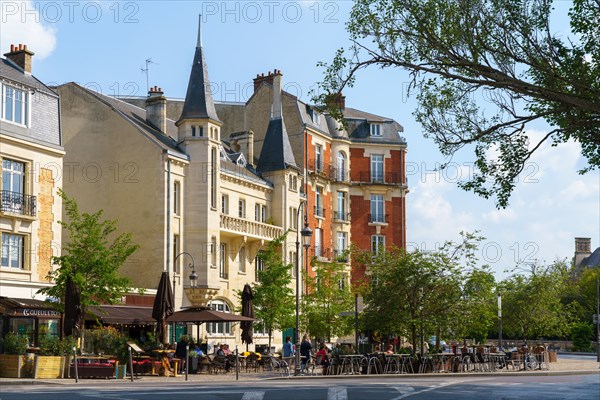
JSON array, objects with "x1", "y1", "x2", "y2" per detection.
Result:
[
  {"x1": 294, "y1": 202, "x2": 312, "y2": 376},
  {"x1": 173, "y1": 252, "x2": 196, "y2": 343}
]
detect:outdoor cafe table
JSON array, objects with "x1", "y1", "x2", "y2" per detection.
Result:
[
  {"x1": 338, "y1": 354, "x2": 364, "y2": 375},
  {"x1": 152, "y1": 350, "x2": 180, "y2": 376}
]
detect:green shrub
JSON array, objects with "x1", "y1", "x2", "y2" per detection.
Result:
[
  {"x1": 570, "y1": 322, "x2": 593, "y2": 352},
  {"x1": 87, "y1": 326, "x2": 129, "y2": 362},
  {"x1": 1, "y1": 332, "x2": 29, "y2": 355},
  {"x1": 39, "y1": 336, "x2": 77, "y2": 356}
]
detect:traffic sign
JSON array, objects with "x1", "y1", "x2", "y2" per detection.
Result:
[{"x1": 593, "y1": 314, "x2": 599, "y2": 324}]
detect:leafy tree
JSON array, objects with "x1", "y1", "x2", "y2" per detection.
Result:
[
  {"x1": 562, "y1": 267, "x2": 600, "y2": 324},
  {"x1": 316, "y1": 0, "x2": 599, "y2": 208},
  {"x1": 570, "y1": 322, "x2": 594, "y2": 352},
  {"x1": 246, "y1": 236, "x2": 295, "y2": 351},
  {"x1": 38, "y1": 190, "x2": 139, "y2": 340},
  {"x1": 499, "y1": 261, "x2": 570, "y2": 340},
  {"x1": 301, "y1": 258, "x2": 354, "y2": 342}
]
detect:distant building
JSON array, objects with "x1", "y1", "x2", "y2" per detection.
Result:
[
  {"x1": 0, "y1": 44, "x2": 64, "y2": 346},
  {"x1": 574, "y1": 237, "x2": 600, "y2": 270}
]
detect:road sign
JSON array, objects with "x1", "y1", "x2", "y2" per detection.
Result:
[{"x1": 594, "y1": 314, "x2": 599, "y2": 324}]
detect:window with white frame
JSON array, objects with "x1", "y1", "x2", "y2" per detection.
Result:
[
  {"x1": 173, "y1": 234, "x2": 180, "y2": 274},
  {"x1": 221, "y1": 194, "x2": 229, "y2": 214},
  {"x1": 2, "y1": 159, "x2": 26, "y2": 213},
  {"x1": 336, "y1": 152, "x2": 346, "y2": 181},
  {"x1": 1, "y1": 232, "x2": 24, "y2": 269},
  {"x1": 315, "y1": 186, "x2": 324, "y2": 217},
  {"x1": 238, "y1": 246, "x2": 246, "y2": 273},
  {"x1": 238, "y1": 199, "x2": 246, "y2": 218},
  {"x1": 315, "y1": 228, "x2": 322, "y2": 257},
  {"x1": 370, "y1": 123, "x2": 382, "y2": 137},
  {"x1": 211, "y1": 236, "x2": 217, "y2": 266},
  {"x1": 336, "y1": 191, "x2": 347, "y2": 221},
  {"x1": 337, "y1": 232, "x2": 347, "y2": 253},
  {"x1": 173, "y1": 181, "x2": 181, "y2": 215},
  {"x1": 371, "y1": 154, "x2": 384, "y2": 182},
  {"x1": 371, "y1": 235, "x2": 385, "y2": 255},
  {"x1": 338, "y1": 272, "x2": 347, "y2": 290},
  {"x1": 219, "y1": 243, "x2": 228, "y2": 279},
  {"x1": 261, "y1": 205, "x2": 267, "y2": 222},
  {"x1": 255, "y1": 204, "x2": 261, "y2": 222},
  {"x1": 1, "y1": 85, "x2": 29, "y2": 126},
  {"x1": 289, "y1": 207, "x2": 298, "y2": 230},
  {"x1": 289, "y1": 174, "x2": 298, "y2": 191},
  {"x1": 255, "y1": 253, "x2": 264, "y2": 281},
  {"x1": 315, "y1": 144, "x2": 323, "y2": 172},
  {"x1": 207, "y1": 300, "x2": 232, "y2": 335},
  {"x1": 370, "y1": 194, "x2": 385, "y2": 223}
]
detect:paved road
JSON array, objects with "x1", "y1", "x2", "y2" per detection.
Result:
[{"x1": 1, "y1": 374, "x2": 599, "y2": 400}]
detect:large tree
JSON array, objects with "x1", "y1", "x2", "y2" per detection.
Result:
[
  {"x1": 38, "y1": 190, "x2": 139, "y2": 340},
  {"x1": 317, "y1": 0, "x2": 599, "y2": 207}
]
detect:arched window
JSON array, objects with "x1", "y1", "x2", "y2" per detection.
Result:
[
  {"x1": 336, "y1": 152, "x2": 347, "y2": 181},
  {"x1": 207, "y1": 300, "x2": 232, "y2": 335}
]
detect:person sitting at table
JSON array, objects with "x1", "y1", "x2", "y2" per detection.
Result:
[
  {"x1": 216, "y1": 344, "x2": 231, "y2": 372},
  {"x1": 373, "y1": 345, "x2": 382, "y2": 354},
  {"x1": 385, "y1": 344, "x2": 395, "y2": 355},
  {"x1": 315, "y1": 344, "x2": 330, "y2": 375},
  {"x1": 223, "y1": 344, "x2": 232, "y2": 356}
]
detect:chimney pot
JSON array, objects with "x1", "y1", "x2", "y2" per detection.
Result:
[
  {"x1": 10, "y1": 44, "x2": 14, "y2": 52},
  {"x1": 146, "y1": 85, "x2": 167, "y2": 133},
  {"x1": 4, "y1": 43, "x2": 35, "y2": 74}
]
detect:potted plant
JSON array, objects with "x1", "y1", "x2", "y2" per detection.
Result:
[
  {"x1": 36, "y1": 336, "x2": 76, "y2": 379},
  {"x1": 0, "y1": 332, "x2": 29, "y2": 378},
  {"x1": 188, "y1": 350, "x2": 200, "y2": 374}
]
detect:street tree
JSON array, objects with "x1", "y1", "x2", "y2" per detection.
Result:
[
  {"x1": 316, "y1": 0, "x2": 600, "y2": 208},
  {"x1": 38, "y1": 190, "x2": 139, "y2": 340},
  {"x1": 301, "y1": 258, "x2": 354, "y2": 343},
  {"x1": 499, "y1": 261, "x2": 570, "y2": 341},
  {"x1": 248, "y1": 236, "x2": 295, "y2": 351}
]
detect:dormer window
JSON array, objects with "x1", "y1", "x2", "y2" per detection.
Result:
[
  {"x1": 236, "y1": 153, "x2": 247, "y2": 167},
  {"x1": 370, "y1": 123, "x2": 382, "y2": 137},
  {"x1": 312, "y1": 109, "x2": 320, "y2": 125},
  {"x1": 1, "y1": 84, "x2": 29, "y2": 127}
]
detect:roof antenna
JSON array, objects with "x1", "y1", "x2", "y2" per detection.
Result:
[{"x1": 140, "y1": 58, "x2": 156, "y2": 93}]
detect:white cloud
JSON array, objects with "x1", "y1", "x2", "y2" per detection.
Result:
[
  {"x1": 1, "y1": 1, "x2": 57, "y2": 59},
  {"x1": 482, "y1": 208, "x2": 517, "y2": 223}
]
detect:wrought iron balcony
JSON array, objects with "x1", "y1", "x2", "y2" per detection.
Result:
[
  {"x1": 314, "y1": 206, "x2": 326, "y2": 218},
  {"x1": 1, "y1": 190, "x2": 36, "y2": 216},
  {"x1": 354, "y1": 171, "x2": 405, "y2": 185},
  {"x1": 369, "y1": 213, "x2": 388, "y2": 224},
  {"x1": 334, "y1": 211, "x2": 349, "y2": 222},
  {"x1": 220, "y1": 214, "x2": 283, "y2": 241},
  {"x1": 333, "y1": 249, "x2": 349, "y2": 263}
]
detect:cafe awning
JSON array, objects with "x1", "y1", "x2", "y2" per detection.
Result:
[
  {"x1": 0, "y1": 296, "x2": 61, "y2": 317},
  {"x1": 88, "y1": 305, "x2": 155, "y2": 325}
]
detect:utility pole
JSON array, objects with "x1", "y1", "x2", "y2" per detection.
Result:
[{"x1": 498, "y1": 293, "x2": 503, "y2": 350}]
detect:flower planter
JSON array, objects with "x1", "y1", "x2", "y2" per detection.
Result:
[
  {"x1": 0, "y1": 354, "x2": 26, "y2": 378},
  {"x1": 34, "y1": 356, "x2": 65, "y2": 379}
]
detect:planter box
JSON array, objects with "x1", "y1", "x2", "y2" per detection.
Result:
[
  {"x1": 0, "y1": 354, "x2": 26, "y2": 378},
  {"x1": 34, "y1": 356, "x2": 65, "y2": 379},
  {"x1": 548, "y1": 351, "x2": 557, "y2": 363}
]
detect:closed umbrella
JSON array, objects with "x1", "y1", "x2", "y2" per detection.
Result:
[
  {"x1": 240, "y1": 284, "x2": 255, "y2": 348},
  {"x1": 152, "y1": 272, "x2": 174, "y2": 346}
]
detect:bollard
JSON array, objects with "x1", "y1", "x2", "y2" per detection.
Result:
[
  {"x1": 235, "y1": 346, "x2": 239, "y2": 381},
  {"x1": 73, "y1": 347, "x2": 79, "y2": 383},
  {"x1": 185, "y1": 345, "x2": 189, "y2": 381},
  {"x1": 128, "y1": 346, "x2": 134, "y2": 382}
]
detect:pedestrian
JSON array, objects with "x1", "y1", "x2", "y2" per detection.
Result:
[
  {"x1": 283, "y1": 336, "x2": 294, "y2": 357},
  {"x1": 175, "y1": 335, "x2": 188, "y2": 373},
  {"x1": 300, "y1": 335, "x2": 312, "y2": 374}
]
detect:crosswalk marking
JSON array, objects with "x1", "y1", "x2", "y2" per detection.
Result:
[
  {"x1": 241, "y1": 391, "x2": 265, "y2": 400},
  {"x1": 328, "y1": 386, "x2": 348, "y2": 400}
]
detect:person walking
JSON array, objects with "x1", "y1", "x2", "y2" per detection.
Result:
[
  {"x1": 300, "y1": 335, "x2": 312, "y2": 374},
  {"x1": 283, "y1": 336, "x2": 294, "y2": 357}
]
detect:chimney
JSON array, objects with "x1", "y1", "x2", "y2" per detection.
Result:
[
  {"x1": 326, "y1": 92, "x2": 346, "y2": 110},
  {"x1": 253, "y1": 71, "x2": 274, "y2": 93},
  {"x1": 247, "y1": 130, "x2": 254, "y2": 166},
  {"x1": 271, "y1": 69, "x2": 283, "y2": 119},
  {"x1": 574, "y1": 237, "x2": 592, "y2": 267},
  {"x1": 4, "y1": 44, "x2": 34, "y2": 74},
  {"x1": 146, "y1": 86, "x2": 167, "y2": 133}
]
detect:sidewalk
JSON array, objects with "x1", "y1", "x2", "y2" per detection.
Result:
[{"x1": 1, "y1": 358, "x2": 597, "y2": 386}]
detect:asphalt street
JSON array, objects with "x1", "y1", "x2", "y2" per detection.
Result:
[{"x1": 1, "y1": 374, "x2": 598, "y2": 400}]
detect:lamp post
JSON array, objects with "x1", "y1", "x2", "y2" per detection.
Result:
[
  {"x1": 294, "y1": 202, "x2": 312, "y2": 376},
  {"x1": 498, "y1": 293, "x2": 503, "y2": 350},
  {"x1": 173, "y1": 252, "x2": 196, "y2": 342}
]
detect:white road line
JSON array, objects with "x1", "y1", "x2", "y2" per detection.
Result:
[
  {"x1": 328, "y1": 386, "x2": 348, "y2": 400},
  {"x1": 241, "y1": 391, "x2": 266, "y2": 400}
]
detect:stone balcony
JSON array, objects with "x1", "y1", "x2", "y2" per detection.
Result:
[{"x1": 220, "y1": 214, "x2": 283, "y2": 241}]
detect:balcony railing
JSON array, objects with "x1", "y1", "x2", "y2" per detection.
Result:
[
  {"x1": 333, "y1": 249, "x2": 349, "y2": 263},
  {"x1": 334, "y1": 211, "x2": 349, "y2": 222},
  {"x1": 354, "y1": 171, "x2": 405, "y2": 185},
  {"x1": 220, "y1": 214, "x2": 283, "y2": 241},
  {"x1": 1, "y1": 190, "x2": 36, "y2": 216},
  {"x1": 332, "y1": 168, "x2": 350, "y2": 183},
  {"x1": 314, "y1": 206, "x2": 326, "y2": 218},
  {"x1": 307, "y1": 159, "x2": 335, "y2": 179},
  {"x1": 311, "y1": 246, "x2": 332, "y2": 260},
  {"x1": 369, "y1": 213, "x2": 388, "y2": 224}
]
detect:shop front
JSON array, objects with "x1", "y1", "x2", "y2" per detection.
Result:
[{"x1": 0, "y1": 297, "x2": 62, "y2": 348}]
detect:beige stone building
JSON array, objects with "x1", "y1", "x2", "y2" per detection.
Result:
[
  {"x1": 0, "y1": 45, "x2": 64, "y2": 346},
  {"x1": 59, "y1": 19, "x2": 408, "y2": 351}
]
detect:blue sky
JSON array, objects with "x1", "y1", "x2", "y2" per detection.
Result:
[{"x1": 3, "y1": 1, "x2": 598, "y2": 278}]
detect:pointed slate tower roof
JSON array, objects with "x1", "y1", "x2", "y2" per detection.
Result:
[
  {"x1": 258, "y1": 117, "x2": 298, "y2": 172},
  {"x1": 177, "y1": 15, "x2": 221, "y2": 125}
]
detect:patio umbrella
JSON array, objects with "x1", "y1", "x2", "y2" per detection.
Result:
[
  {"x1": 240, "y1": 284, "x2": 255, "y2": 348},
  {"x1": 152, "y1": 271, "x2": 174, "y2": 346}
]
